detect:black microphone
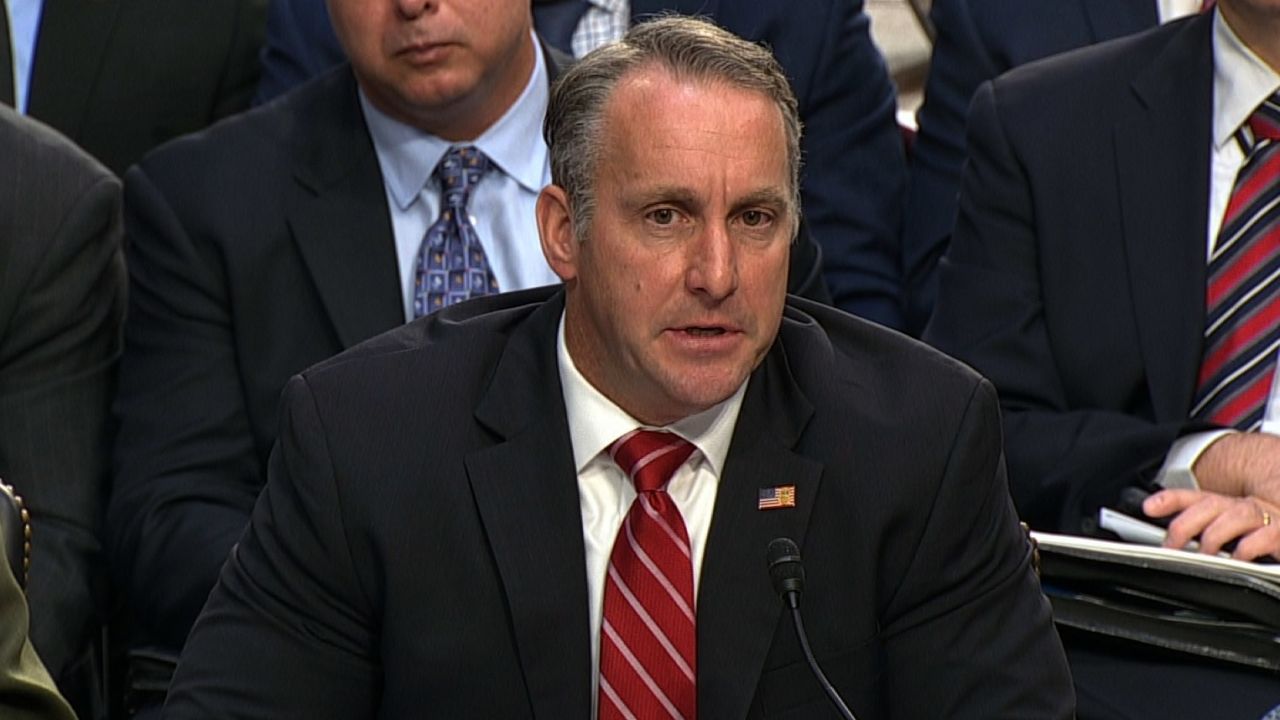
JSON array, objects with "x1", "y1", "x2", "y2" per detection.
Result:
[{"x1": 766, "y1": 538, "x2": 857, "y2": 720}]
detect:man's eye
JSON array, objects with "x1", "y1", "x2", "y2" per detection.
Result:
[
  {"x1": 741, "y1": 210, "x2": 771, "y2": 227},
  {"x1": 649, "y1": 208, "x2": 676, "y2": 225}
]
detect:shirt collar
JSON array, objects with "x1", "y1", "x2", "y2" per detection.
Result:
[
  {"x1": 1212, "y1": 9, "x2": 1280, "y2": 150},
  {"x1": 360, "y1": 31, "x2": 551, "y2": 210},
  {"x1": 557, "y1": 311, "x2": 747, "y2": 478}
]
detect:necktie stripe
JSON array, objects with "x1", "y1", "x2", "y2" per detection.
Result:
[
  {"x1": 599, "y1": 677, "x2": 641, "y2": 720},
  {"x1": 621, "y1": 516, "x2": 696, "y2": 618},
  {"x1": 638, "y1": 495, "x2": 692, "y2": 558},
  {"x1": 1195, "y1": 93, "x2": 1280, "y2": 428},
  {"x1": 601, "y1": 622, "x2": 686, "y2": 720},
  {"x1": 606, "y1": 567, "x2": 696, "y2": 677}
]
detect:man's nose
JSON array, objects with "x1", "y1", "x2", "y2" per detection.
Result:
[{"x1": 685, "y1": 223, "x2": 738, "y2": 300}]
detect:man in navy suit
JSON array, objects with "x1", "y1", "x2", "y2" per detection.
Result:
[
  {"x1": 925, "y1": 1, "x2": 1280, "y2": 715},
  {"x1": 253, "y1": 0, "x2": 908, "y2": 329},
  {"x1": 164, "y1": 18, "x2": 1073, "y2": 718},
  {"x1": 903, "y1": 0, "x2": 1204, "y2": 333}
]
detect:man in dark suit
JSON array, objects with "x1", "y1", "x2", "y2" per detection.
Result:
[
  {"x1": 107, "y1": 1, "x2": 829, "y2": 715},
  {"x1": 0, "y1": 0, "x2": 266, "y2": 175},
  {"x1": 902, "y1": 0, "x2": 1203, "y2": 334},
  {"x1": 253, "y1": 0, "x2": 907, "y2": 328},
  {"x1": 925, "y1": 2, "x2": 1280, "y2": 715},
  {"x1": 164, "y1": 17, "x2": 1073, "y2": 719},
  {"x1": 0, "y1": 106, "x2": 125, "y2": 719}
]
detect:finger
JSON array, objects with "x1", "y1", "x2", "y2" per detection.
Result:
[
  {"x1": 1143, "y1": 489, "x2": 1205, "y2": 519},
  {"x1": 1162, "y1": 494, "x2": 1232, "y2": 550},
  {"x1": 1231, "y1": 505, "x2": 1280, "y2": 561},
  {"x1": 1198, "y1": 500, "x2": 1264, "y2": 555}
]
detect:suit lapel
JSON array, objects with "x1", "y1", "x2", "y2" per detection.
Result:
[
  {"x1": 1114, "y1": 15, "x2": 1214, "y2": 421},
  {"x1": 287, "y1": 69, "x2": 403, "y2": 348},
  {"x1": 466, "y1": 293, "x2": 593, "y2": 719},
  {"x1": 697, "y1": 343, "x2": 820, "y2": 718},
  {"x1": 1080, "y1": 0, "x2": 1157, "y2": 43},
  {"x1": 27, "y1": 0, "x2": 123, "y2": 135}
]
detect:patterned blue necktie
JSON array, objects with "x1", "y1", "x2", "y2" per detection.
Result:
[{"x1": 413, "y1": 145, "x2": 500, "y2": 318}]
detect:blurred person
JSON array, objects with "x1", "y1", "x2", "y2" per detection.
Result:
[
  {"x1": 903, "y1": 0, "x2": 1203, "y2": 334},
  {"x1": 0, "y1": 527, "x2": 78, "y2": 720},
  {"x1": 926, "y1": 1, "x2": 1280, "y2": 716},
  {"x1": 0, "y1": 104, "x2": 125, "y2": 719},
  {"x1": 164, "y1": 17, "x2": 1073, "y2": 720},
  {"x1": 0, "y1": 0, "x2": 266, "y2": 174},
  {"x1": 253, "y1": 0, "x2": 908, "y2": 328}
]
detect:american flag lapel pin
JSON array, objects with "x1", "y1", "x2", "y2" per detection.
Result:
[{"x1": 758, "y1": 485, "x2": 796, "y2": 510}]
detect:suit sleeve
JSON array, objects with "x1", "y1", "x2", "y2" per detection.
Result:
[
  {"x1": 924, "y1": 82, "x2": 1187, "y2": 532},
  {"x1": 107, "y1": 167, "x2": 263, "y2": 653},
  {"x1": 796, "y1": 0, "x2": 906, "y2": 329},
  {"x1": 901, "y1": 0, "x2": 1004, "y2": 334},
  {"x1": 0, "y1": 167, "x2": 123, "y2": 689},
  {"x1": 0, "y1": 532, "x2": 78, "y2": 720},
  {"x1": 164, "y1": 375, "x2": 378, "y2": 719},
  {"x1": 880, "y1": 379, "x2": 1075, "y2": 719}
]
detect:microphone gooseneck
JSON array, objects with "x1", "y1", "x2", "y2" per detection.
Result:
[{"x1": 766, "y1": 538, "x2": 858, "y2": 720}]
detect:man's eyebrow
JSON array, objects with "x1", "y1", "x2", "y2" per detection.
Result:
[
  {"x1": 622, "y1": 185, "x2": 701, "y2": 211},
  {"x1": 731, "y1": 189, "x2": 791, "y2": 213}
]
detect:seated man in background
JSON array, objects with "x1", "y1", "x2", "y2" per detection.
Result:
[
  {"x1": 0, "y1": 104, "x2": 126, "y2": 719},
  {"x1": 902, "y1": 0, "x2": 1202, "y2": 334},
  {"x1": 164, "y1": 17, "x2": 1074, "y2": 719},
  {"x1": 253, "y1": 0, "x2": 908, "y2": 328},
  {"x1": 107, "y1": 0, "x2": 829, "y2": 715},
  {"x1": 0, "y1": 0, "x2": 266, "y2": 175},
  {"x1": 925, "y1": 0, "x2": 1280, "y2": 716}
]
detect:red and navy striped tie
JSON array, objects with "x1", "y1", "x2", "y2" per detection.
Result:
[
  {"x1": 1192, "y1": 92, "x2": 1280, "y2": 429},
  {"x1": 599, "y1": 430, "x2": 697, "y2": 720}
]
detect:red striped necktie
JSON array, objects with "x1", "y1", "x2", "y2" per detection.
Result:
[
  {"x1": 1192, "y1": 93, "x2": 1280, "y2": 429},
  {"x1": 599, "y1": 429, "x2": 697, "y2": 720}
]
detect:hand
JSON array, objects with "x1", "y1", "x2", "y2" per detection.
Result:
[
  {"x1": 1143, "y1": 489, "x2": 1280, "y2": 562},
  {"x1": 1193, "y1": 433, "x2": 1280, "y2": 505}
]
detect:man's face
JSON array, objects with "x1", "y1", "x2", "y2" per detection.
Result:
[
  {"x1": 327, "y1": 0, "x2": 534, "y2": 140},
  {"x1": 542, "y1": 65, "x2": 794, "y2": 426}
]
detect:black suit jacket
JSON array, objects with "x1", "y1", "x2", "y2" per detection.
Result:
[
  {"x1": 255, "y1": 0, "x2": 904, "y2": 327},
  {"x1": 108, "y1": 59, "x2": 829, "y2": 661},
  {"x1": 164, "y1": 287, "x2": 1074, "y2": 719},
  {"x1": 0, "y1": 106, "x2": 125, "y2": 718},
  {"x1": 924, "y1": 14, "x2": 1216, "y2": 534},
  {"x1": 903, "y1": 0, "x2": 1158, "y2": 333},
  {"x1": 7, "y1": 0, "x2": 266, "y2": 175}
]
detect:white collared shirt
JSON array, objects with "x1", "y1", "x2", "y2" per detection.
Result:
[
  {"x1": 361, "y1": 31, "x2": 559, "y2": 322},
  {"x1": 1157, "y1": 9, "x2": 1280, "y2": 488},
  {"x1": 1156, "y1": 0, "x2": 1202, "y2": 24},
  {"x1": 556, "y1": 311, "x2": 746, "y2": 717}
]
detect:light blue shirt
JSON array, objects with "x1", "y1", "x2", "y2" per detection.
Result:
[
  {"x1": 5, "y1": 0, "x2": 43, "y2": 113},
  {"x1": 360, "y1": 32, "x2": 558, "y2": 322}
]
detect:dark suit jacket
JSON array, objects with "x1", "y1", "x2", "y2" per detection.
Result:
[
  {"x1": 164, "y1": 287, "x2": 1074, "y2": 719},
  {"x1": 903, "y1": 0, "x2": 1159, "y2": 333},
  {"x1": 924, "y1": 14, "x2": 1216, "y2": 535},
  {"x1": 0, "y1": 106, "x2": 125, "y2": 718},
  {"x1": 8, "y1": 0, "x2": 266, "y2": 175},
  {"x1": 254, "y1": 0, "x2": 906, "y2": 327},
  {"x1": 108, "y1": 59, "x2": 829, "y2": 663}
]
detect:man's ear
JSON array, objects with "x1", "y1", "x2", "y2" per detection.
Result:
[{"x1": 537, "y1": 184, "x2": 579, "y2": 281}]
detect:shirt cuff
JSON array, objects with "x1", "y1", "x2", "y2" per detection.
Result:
[{"x1": 1154, "y1": 429, "x2": 1236, "y2": 490}]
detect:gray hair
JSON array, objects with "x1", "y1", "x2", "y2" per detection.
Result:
[{"x1": 543, "y1": 15, "x2": 803, "y2": 240}]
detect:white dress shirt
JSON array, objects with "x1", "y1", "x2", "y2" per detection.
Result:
[
  {"x1": 1156, "y1": 10, "x2": 1280, "y2": 488},
  {"x1": 361, "y1": 31, "x2": 559, "y2": 322},
  {"x1": 1156, "y1": 0, "x2": 1202, "y2": 24},
  {"x1": 556, "y1": 312, "x2": 747, "y2": 718}
]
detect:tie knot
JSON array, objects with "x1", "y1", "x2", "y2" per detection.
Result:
[
  {"x1": 610, "y1": 430, "x2": 696, "y2": 493},
  {"x1": 434, "y1": 145, "x2": 492, "y2": 208},
  {"x1": 1246, "y1": 93, "x2": 1280, "y2": 145}
]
